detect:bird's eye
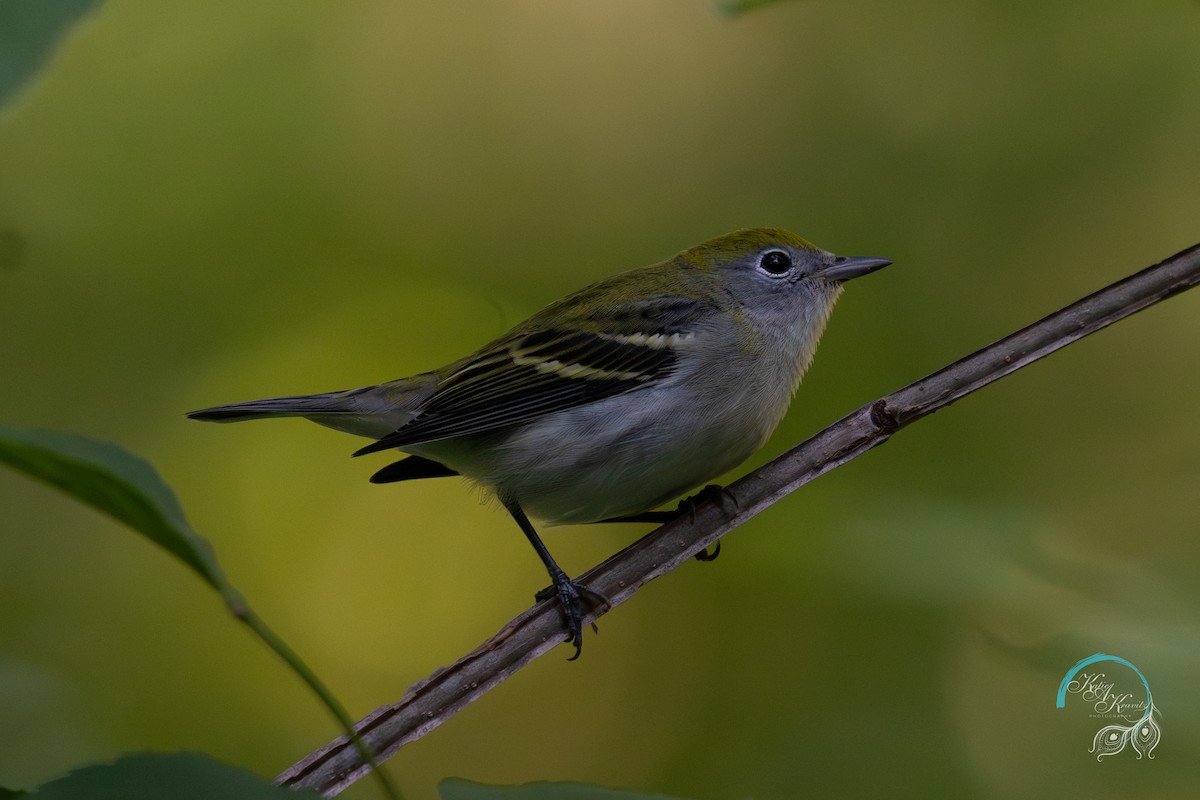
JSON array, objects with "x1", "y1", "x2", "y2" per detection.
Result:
[{"x1": 759, "y1": 250, "x2": 792, "y2": 276}]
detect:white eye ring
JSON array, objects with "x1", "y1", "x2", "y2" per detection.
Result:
[{"x1": 759, "y1": 249, "x2": 792, "y2": 276}]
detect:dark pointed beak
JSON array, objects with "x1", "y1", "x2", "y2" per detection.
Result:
[{"x1": 817, "y1": 256, "x2": 892, "y2": 283}]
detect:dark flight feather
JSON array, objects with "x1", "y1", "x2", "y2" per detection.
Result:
[{"x1": 369, "y1": 455, "x2": 460, "y2": 484}]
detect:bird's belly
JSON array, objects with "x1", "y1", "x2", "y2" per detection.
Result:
[{"x1": 417, "y1": 383, "x2": 784, "y2": 525}]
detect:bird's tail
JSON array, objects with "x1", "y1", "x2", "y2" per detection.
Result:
[
  {"x1": 187, "y1": 374, "x2": 442, "y2": 441},
  {"x1": 187, "y1": 387, "x2": 378, "y2": 423}
]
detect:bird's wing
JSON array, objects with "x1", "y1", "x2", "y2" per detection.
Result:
[{"x1": 354, "y1": 297, "x2": 709, "y2": 455}]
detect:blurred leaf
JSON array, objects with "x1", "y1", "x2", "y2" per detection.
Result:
[
  {"x1": 440, "y1": 778, "x2": 689, "y2": 800},
  {"x1": 0, "y1": 423, "x2": 399, "y2": 799},
  {"x1": 0, "y1": 423, "x2": 226, "y2": 590},
  {"x1": 29, "y1": 752, "x2": 320, "y2": 799},
  {"x1": 1, "y1": 788, "x2": 29, "y2": 799},
  {"x1": 711, "y1": 0, "x2": 801, "y2": 17},
  {"x1": 0, "y1": 0, "x2": 104, "y2": 109}
]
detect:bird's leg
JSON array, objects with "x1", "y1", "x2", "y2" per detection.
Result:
[
  {"x1": 502, "y1": 497, "x2": 609, "y2": 660},
  {"x1": 600, "y1": 510, "x2": 678, "y2": 524},
  {"x1": 598, "y1": 484, "x2": 738, "y2": 562}
]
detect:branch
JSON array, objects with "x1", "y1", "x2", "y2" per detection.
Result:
[{"x1": 277, "y1": 242, "x2": 1200, "y2": 796}]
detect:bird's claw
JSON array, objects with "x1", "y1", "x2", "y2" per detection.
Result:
[
  {"x1": 535, "y1": 573, "x2": 610, "y2": 660},
  {"x1": 681, "y1": 484, "x2": 739, "y2": 523},
  {"x1": 680, "y1": 485, "x2": 736, "y2": 561}
]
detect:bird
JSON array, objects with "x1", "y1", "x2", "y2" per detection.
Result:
[{"x1": 188, "y1": 228, "x2": 891, "y2": 658}]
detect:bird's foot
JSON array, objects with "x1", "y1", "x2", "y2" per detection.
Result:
[
  {"x1": 678, "y1": 485, "x2": 737, "y2": 561},
  {"x1": 598, "y1": 485, "x2": 736, "y2": 561},
  {"x1": 679, "y1": 484, "x2": 739, "y2": 522},
  {"x1": 534, "y1": 572, "x2": 610, "y2": 660},
  {"x1": 600, "y1": 484, "x2": 739, "y2": 525}
]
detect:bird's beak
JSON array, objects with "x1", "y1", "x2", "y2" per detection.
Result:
[{"x1": 816, "y1": 256, "x2": 892, "y2": 283}]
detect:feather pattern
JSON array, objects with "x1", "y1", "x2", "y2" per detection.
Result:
[{"x1": 354, "y1": 327, "x2": 682, "y2": 455}]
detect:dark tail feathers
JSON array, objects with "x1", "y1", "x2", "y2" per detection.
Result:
[{"x1": 187, "y1": 388, "x2": 373, "y2": 423}]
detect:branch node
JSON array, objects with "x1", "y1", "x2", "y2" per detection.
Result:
[{"x1": 869, "y1": 399, "x2": 899, "y2": 432}]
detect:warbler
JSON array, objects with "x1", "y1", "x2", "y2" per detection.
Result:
[{"x1": 189, "y1": 228, "x2": 890, "y2": 658}]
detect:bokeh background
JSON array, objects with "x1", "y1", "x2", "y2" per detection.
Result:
[{"x1": 2, "y1": 1, "x2": 1199, "y2": 798}]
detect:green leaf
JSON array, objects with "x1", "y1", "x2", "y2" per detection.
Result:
[
  {"x1": 29, "y1": 752, "x2": 321, "y2": 799},
  {"x1": 0, "y1": 424, "x2": 400, "y2": 798},
  {"x1": 0, "y1": 0, "x2": 105, "y2": 109},
  {"x1": 1, "y1": 788, "x2": 29, "y2": 799},
  {"x1": 439, "y1": 778, "x2": 690, "y2": 800},
  {"x1": 0, "y1": 423, "x2": 226, "y2": 591},
  {"x1": 711, "y1": 0, "x2": 802, "y2": 17}
]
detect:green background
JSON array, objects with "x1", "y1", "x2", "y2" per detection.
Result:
[{"x1": 2, "y1": 1, "x2": 1198, "y2": 798}]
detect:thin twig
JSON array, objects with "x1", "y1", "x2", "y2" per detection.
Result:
[{"x1": 277, "y1": 242, "x2": 1200, "y2": 796}]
